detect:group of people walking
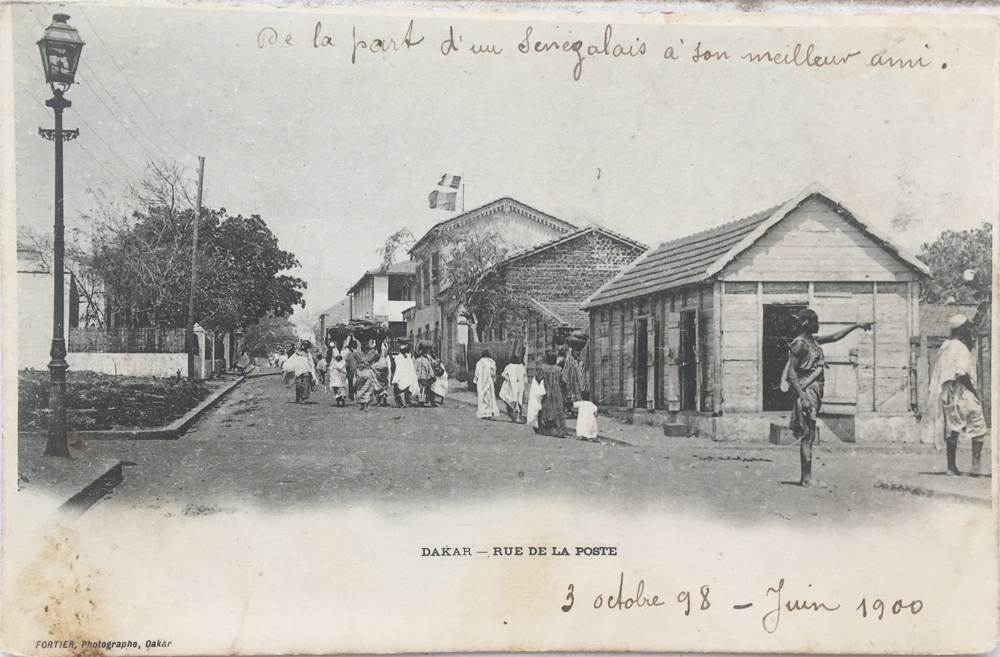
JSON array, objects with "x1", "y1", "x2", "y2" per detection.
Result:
[
  {"x1": 472, "y1": 347, "x2": 599, "y2": 441},
  {"x1": 279, "y1": 335, "x2": 449, "y2": 411},
  {"x1": 277, "y1": 307, "x2": 987, "y2": 483}
]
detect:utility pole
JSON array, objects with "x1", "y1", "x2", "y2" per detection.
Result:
[{"x1": 187, "y1": 156, "x2": 205, "y2": 380}]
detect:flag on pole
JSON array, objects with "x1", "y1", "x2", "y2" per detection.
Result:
[
  {"x1": 429, "y1": 190, "x2": 457, "y2": 211},
  {"x1": 438, "y1": 174, "x2": 462, "y2": 189}
]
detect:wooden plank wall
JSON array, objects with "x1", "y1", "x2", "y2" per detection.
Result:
[
  {"x1": 588, "y1": 280, "x2": 918, "y2": 417},
  {"x1": 720, "y1": 283, "x2": 759, "y2": 412},
  {"x1": 721, "y1": 196, "x2": 918, "y2": 283},
  {"x1": 874, "y1": 282, "x2": 912, "y2": 413}
]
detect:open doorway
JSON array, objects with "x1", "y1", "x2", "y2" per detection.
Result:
[
  {"x1": 679, "y1": 310, "x2": 697, "y2": 411},
  {"x1": 762, "y1": 304, "x2": 806, "y2": 412},
  {"x1": 635, "y1": 318, "x2": 648, "y2": 408}
]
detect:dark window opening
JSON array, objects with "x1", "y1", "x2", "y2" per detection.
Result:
[
  {"x1": 388, "y1": 275, "x2": 412, "y2": 301},
  {"x1": 431, "y1": 252, "x2": 441, "y2": 295},
  {"x1": 635, "y1": 318, "x2": 648, "y2": 408},
  {"x1": 679, "y1": 310, "x2": 697, "y2": 411},
  {"x1": 762, "y1": 304, "x2": 807, "y2": 412}
]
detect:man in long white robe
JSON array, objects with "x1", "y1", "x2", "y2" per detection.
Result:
[
  {"x1": 392, "y1": 344, "x2": 418, "y2": 408},
  {"x1": 921, "y1": 314, "x2": 987, "y2": 474},
  {"x1": 474, "y1": 350, "x2": 500, "y2": 419}
]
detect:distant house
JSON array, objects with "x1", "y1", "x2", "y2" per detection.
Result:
[
  {"x1": 408, "y1": 197, "x2": 579, "y2": 373},
  {"x1": 318, "y1": 297, "x2": 352, "y2": 346},
  {"x1": 582, "y1": 184, "x2": 931, "y2": 442},
  {"x1": 18, "y1": 248, "x2": 194, "y2": 377},
  {"x1": 17, "y1": 248, "x2": 73, "y2": 371},
  {"x1": 346, "y1": 260, "x2": 416, "y2": 338}
]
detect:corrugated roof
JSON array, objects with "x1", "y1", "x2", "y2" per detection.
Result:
[
  {"x1": 583, "y1": 207, "x2": 776, "y2": 308},
  {"x1": 920, "y1": 303, "x2": 980, "y2": 337}
]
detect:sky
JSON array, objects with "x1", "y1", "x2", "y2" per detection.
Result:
[{"x1": 10, "y1": 4, "x2": 997, "y2": 327}]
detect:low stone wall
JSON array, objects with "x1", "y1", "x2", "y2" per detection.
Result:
[{"x1": 68, "y1": 352, "x2": 187, "y2": 378}]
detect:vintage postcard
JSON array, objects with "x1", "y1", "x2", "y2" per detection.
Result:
[{"x1": 0, "y1": 2, "x2": 997, "y2": 655}]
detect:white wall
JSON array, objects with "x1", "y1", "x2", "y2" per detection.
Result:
[
  {"x1": 18, "y1": 270, "x2": 71, "y2": 371},
  {"x1": 68, "y1": 352, "x2": 188, "y2": 378},
  {"x1": 372, "y1": 275, "x2": 414, "y2": 322}
]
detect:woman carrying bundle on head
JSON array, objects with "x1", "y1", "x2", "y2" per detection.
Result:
[
  {"x1": 285, "y1": 341, "x2": 318, "y2": 404},
  {"x1": 561, "y1": 346, "x2": 584, "y2": 415},
  {"x1": 353, "y1": 338, "x2": 381, "y2": 412},
  {"x1": 327, "y1": 346, "x2": 349, "y2": 406},
  {"x1": 371, "y1": 341, "x2": 392, "y2": 407},
  {"x1": 534, "y1": 349, "x2": 566, "y2": 436}
]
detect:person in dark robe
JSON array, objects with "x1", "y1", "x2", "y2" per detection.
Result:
[
  {"x1": 535, "y1": 349, "x2": 567, "y2": 437},
  {"x1": 562, "y1": 348, "x2": 584, "y2": 415},
  {"x1": 342, "y1": 335, "x2": 359, "y2": 400},
  {"x1": 787, "y1": 308, "x2": 871, "y2": 487}
]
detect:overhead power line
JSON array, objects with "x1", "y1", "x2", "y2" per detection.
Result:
[
  {"x1": 13, "y1": 76, "x2": 127, "y2": 188},
  {"x1": 13, "y1": 38, "x2": 139, "y2": 175},
  {"x1": 78, "y1": 6, "x2": 198, "y2": 158},
  {"x1": 79, "y1": 62, "x2": 174, "y2": 161}
]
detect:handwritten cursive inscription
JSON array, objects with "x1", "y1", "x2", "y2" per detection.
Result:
[
  {"x1": 762, "y1": 579, "x2": 841, "y2": 634},
  {"x1": 593, "y1": 573, "x2": 664, "y2": 610}
]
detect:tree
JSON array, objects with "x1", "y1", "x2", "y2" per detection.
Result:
[
  {"x1": 83, "y1": 161, "x2": 306, "y2": 331},
  {"x1": 918, "y1": 222, "x2": 993, "y2": 304},
  {"x1": 377, "y1": 227, "x2": 414, "y2": 272},
  {"x1": 436, "y1": 231, "x2": 525, "y2": 343},
  {"x1": 241, "y1": 313, "x2": 300, "y2": 358}
]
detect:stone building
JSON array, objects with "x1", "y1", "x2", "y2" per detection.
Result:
[
  {"x1": 582, "y1": 184, "x2": 931, "y2": 443},
  {"x1": 483, "y1": 225, "x2": 647, "y2": 376}
]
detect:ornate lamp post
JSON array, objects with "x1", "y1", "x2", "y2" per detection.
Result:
[{"x1": 37, "y1": 14, "x2": 84, "y2": 457}]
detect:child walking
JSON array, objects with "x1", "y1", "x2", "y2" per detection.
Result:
[{"x1": 573, "y1": 390, "x2": 599, "y2": 441}]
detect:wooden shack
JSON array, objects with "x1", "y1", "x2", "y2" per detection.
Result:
[{"x1": 581, "y1": 185, "x2": 931, "y2": 442}]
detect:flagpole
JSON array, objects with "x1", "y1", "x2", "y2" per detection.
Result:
[{"x1": 461, "y1": 183, "x2": 465, "y2": 213}]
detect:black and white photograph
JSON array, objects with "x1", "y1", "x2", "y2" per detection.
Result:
[{"x1": 1, "y1": 3, "x2": 997, "y2": 654}]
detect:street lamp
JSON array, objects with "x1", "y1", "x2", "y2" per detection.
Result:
[{"x1": 37, "y1": 14, "x2": 84, "y2": 458}]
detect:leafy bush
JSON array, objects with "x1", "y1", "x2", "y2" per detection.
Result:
[{"x1": 18, "y1": 369, "x2": 211, "y2": 431}]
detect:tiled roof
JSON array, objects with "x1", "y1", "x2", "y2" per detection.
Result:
[
  {"x1": 528, "y1": 298, "x2": 590, "y2": 330},
  {"x1": 583, "y1": 207, "x2": 776, "y2": 308},
  {"x1": 583, "y1": 184, "x2": 931, "y2": 309},
  {"x1": 920, "y1": 303, "x2": 980, "y2": 337}
]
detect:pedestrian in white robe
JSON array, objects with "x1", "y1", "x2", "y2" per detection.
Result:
[
  {"x1": 392, "y1": 343, "x2": 418, "y2": 407},
  {"x1": 327, "y1": 348, "x2": 349, "y2": 405},
  {"x1": 921, "y1": 314, "x2": 987, "y2": 474},
  {"x1": 526, "y1": 376, "x2": 546, "y2": 429},
  {"x1": 474, "y1": 349, "x2": 500, "y2": 419},
  {"x1": 430, "y1": 349, "x2": 449, "y2": 405},
  {"x1": 499, "y1": 353, "x2": 527, "y2": 423}
]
